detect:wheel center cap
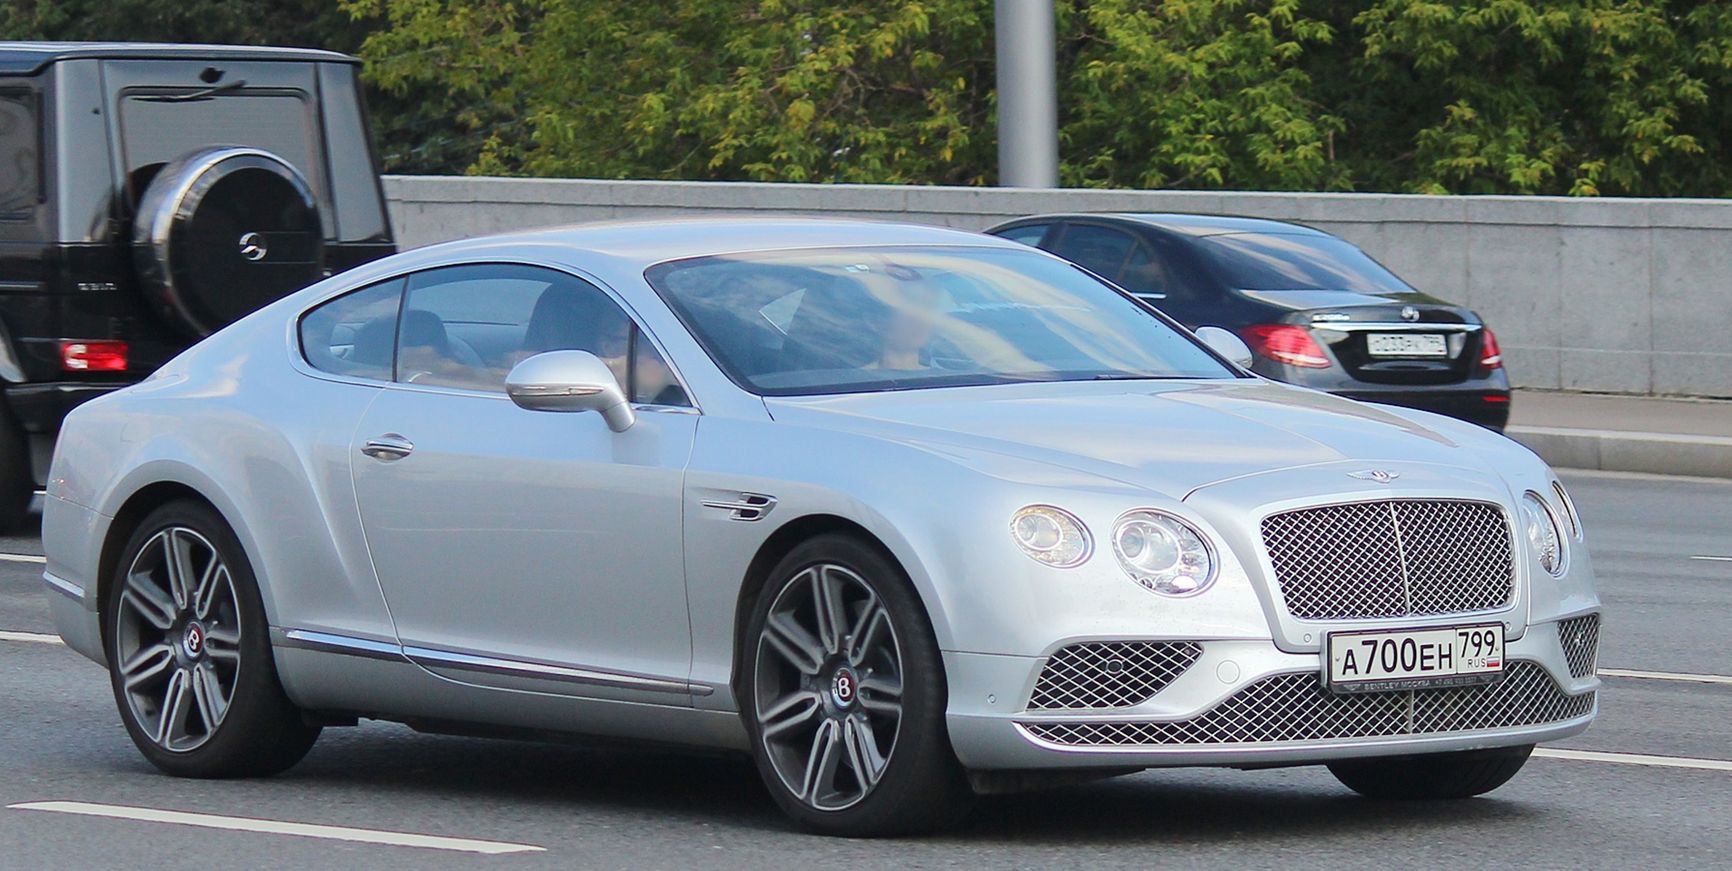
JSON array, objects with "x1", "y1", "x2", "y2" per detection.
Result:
[
  {"x1": 182, "y1": 622, "x2": 206, "y2": 658},
  {"x1": 830, "y1": 666, "x2": 859, "y2": 709}
]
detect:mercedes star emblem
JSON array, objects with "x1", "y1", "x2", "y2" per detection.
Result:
[
  {"x1": 1400, "y1": 305, "x2": 1420, "y2": 322},
  {"x1": 238, "y1": 231, "x2": 268, "y2": 262}
]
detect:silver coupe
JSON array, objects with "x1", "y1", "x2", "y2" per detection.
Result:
[{"x1": 43, "y1": 219, "x2": 1600, "y2": 836}]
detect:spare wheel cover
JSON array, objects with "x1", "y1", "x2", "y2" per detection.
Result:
[{"x1": 132, "y1": 146, "x2": 324, "y2": 337}]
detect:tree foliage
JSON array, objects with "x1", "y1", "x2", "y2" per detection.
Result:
[{"x1": 9, "y1": 0, "x2": 1732, "y2": 195}]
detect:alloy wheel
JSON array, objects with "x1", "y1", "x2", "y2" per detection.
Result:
[
  {"x1": 753, "y1": 563, "x2": 904, "y2": 812},
  {"x1": 113, "y1": 526, "x2": 242, "y2": 753}
]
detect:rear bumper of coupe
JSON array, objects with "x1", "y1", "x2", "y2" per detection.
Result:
[{"x1": 942, "y1": 614, "x2": 1598, "y2": 770}]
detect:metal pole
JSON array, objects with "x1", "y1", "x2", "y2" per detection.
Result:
[{"x1": 994, "y1": 0, "x2": 1059, "y2": 187}]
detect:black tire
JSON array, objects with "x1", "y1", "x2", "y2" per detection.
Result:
[
  {"x1": 1328, "y1": 744, "x2": 1534, "y2": 799},
  {"x1": 132, "y1": 146, "x2": 324, "y2": 338},
  {"x1": 0, "y1": 401, "x2": 33, "y2": 532},
  {"x1": 740, "y1": 534, "x2": 972, "y2": 836},
  {"x1": 104, "y1": 499, "x2": 319, "y2": 777}
]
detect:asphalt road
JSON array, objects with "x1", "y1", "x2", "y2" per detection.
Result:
[{"x1": 0, "y1": 469, "x2": 1727, "y2": 868}]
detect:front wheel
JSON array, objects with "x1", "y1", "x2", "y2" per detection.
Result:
[
  {"x1": 105, "y1": 500, "x2": 319, "y2": 777},
  {"x1": 741, "y1": 535, "x2": 971, "y2": 836},
  {"x1": 1328, "y1": 744, "x2": 1534, "y2": 799}
]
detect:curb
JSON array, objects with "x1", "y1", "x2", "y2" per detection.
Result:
[{"x1": 1507, "y1": 425, "x2": 1732, "y2": 479}]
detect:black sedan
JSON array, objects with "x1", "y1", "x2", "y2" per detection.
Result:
[{"x1": 987, "y1": 214, "x2": 1510, "y2": 430}]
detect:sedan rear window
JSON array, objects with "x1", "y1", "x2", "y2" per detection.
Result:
[
  {"x1": 646, "y1": 245, "x2": 1235, "y2": 396},
  {"x1": 1200, "y1": 232, "x2": 1413, "y2": 295}
]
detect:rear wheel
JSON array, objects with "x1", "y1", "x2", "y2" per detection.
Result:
[
  {"x1": 741, "y1": 535, "x2": 971, "y2": 836},
  {"x1": 1328, "y1": 744, "x2": 1534, "y2": 799},
  {"x1": 105, "y1": 500, "x2": 319, "y2": 777}
]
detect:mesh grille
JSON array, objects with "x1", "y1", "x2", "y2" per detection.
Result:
[
  {"x1": 1028, "y1": 642, "x2": 1203, "y2": 710},
  {"x1": 1262, "y1": 499, "x2": 1513, "y2": 620},
  {"x1": 1022, "y1": 661, "x2": 1591, "y2": 747},
  {"x1": 1557, "y1": 614, "x2": 1601, "y2": 679}
]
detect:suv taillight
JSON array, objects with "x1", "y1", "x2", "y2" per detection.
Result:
[
  {"x1": 1479, "y1": 328, "x2": 1504, "y2": 369},
  {"x1": 1240, "y1": 325, "x2": 1331, "y2": 369},
  {"x1": 61, "y1": 340, "x2": 128, "y2": 372}
]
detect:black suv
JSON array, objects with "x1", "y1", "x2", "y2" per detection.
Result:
[{"x1": 0, "y1": 43, "x2": 395, "y2": 526}]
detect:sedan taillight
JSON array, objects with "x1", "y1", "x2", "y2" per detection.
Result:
[
  {"x1": 1479, "y1": 328, "x2": 1504, "y2": 369},
  {"x1": 1240, "y1": 325, "x2": 1331, "y2": 369}
]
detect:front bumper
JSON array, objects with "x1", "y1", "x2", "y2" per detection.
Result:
[{"x1": 944, "y1": 614, "x2": 1597, "y2": 770}]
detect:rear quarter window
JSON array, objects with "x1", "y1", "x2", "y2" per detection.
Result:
[{"x1": 0, "y1": 91, "x2": 40, "y2": 218}]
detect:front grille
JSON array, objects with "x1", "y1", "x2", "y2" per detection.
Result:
[
  {"x1": 1028, "y1": 642, "x2": 1203, "y2": 710},
  {"x1": 1262, "y1": 499, "x2": 1513, "y2": 620},
  {"x1": 1557, "y1": 614, "x2": 1601, "y2": 679},
  {"x1": 1022, "y1": 661, "x2": 1591, "y2": 747}
]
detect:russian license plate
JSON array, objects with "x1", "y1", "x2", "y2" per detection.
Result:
[
  {"x1": 1325, "y1": 624, "x2": 1504, "y2": 693},
  {"x1": 1366, "y1": 332, "x2": 1448, "y2": 357}
]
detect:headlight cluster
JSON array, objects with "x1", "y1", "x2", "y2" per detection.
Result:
[
  {"x1": 1009, "y1": 504, "x2": 1218, "y2": 596},
  {"x1": 1111, "y1": 510, "x2": 1216, "y2": 595},
  {"x1": 1009, "y1": 505, "x2": 1092, "y2": 568},
  {"x1": 1520, "y1": 491, "x2": 1568, "y2": 577}
]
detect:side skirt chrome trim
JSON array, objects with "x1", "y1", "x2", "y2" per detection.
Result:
[
  {"x1": 403, "y1": 645, "x2": 711, "y2": 697},
  {"x1": 41, "y1": 572, "x2": 86, "y2": 602},
  {"x1": 276, "y1": 628, "x2": 711, "y2": 697},
  {"x1": 279, "y1": 629, "x2": 409, "y2": 662}
]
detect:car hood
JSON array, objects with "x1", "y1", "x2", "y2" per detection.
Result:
[{"x1": 763, "y1": 379, "x2": 1493, "y2": 498}]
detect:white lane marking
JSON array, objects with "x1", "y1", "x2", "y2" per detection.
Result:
[
  {"x1": 1535, "y1": 748, "x2": 1732, "y2": 773},
  {"x1": 1599, "y1": 667, "x2": 1732, "y2": 685},
  {"x1": 1690, "y1": 555, "x2": 1732, "y2": 562},
  {"x1": 7, "y1": 802, "x2": 546, "y2": 855},
  {"x1": 0, "y1": 552, "x2": 45, "y2": 563},
  {"x1": 0, "y1": 630, "x2": 62, "y2": 645}
]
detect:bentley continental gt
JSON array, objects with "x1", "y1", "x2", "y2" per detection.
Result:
[{"x1": 43, "y1": 219, "x2": 1599, "y2": 836}]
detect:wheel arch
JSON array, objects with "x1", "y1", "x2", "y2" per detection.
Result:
[
  {"x1": 730, "y1": 513, "x2": 946, "y2": 698},
  {"x1": 94, "y1": 476, "x2": 253, "y2": 649}
]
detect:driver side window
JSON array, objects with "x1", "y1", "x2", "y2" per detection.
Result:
[{"x1": 393, "y1": 264, "x2": 688, "y2": 406}]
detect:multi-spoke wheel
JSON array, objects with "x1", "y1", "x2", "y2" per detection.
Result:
[
  {"x1": 106, "y1": 500, "x2": 319, "y2": 777},
  {"x1": 742, "y1": 535, "x2": 970, "y2": 836}
]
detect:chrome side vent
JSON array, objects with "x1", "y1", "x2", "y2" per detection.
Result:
[{"x1": 701, "y1": 493, "x2": 778, "y2": 521}]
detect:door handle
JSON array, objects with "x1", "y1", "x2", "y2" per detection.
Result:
[{"x1": 361, "y1": 433, "x2": 414, "y2": 461}]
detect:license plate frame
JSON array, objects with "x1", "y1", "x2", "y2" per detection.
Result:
[
  {"x1": 1366, "y1": 332, "x2": 1448, "y2": 358},
  {"x1": 1324, "y1": 623, "x2": 1505, "y2": 694}
]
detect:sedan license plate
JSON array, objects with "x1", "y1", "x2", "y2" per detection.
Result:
[
  {"x1": 1366, "y1": 332, "x2": 1447, "y2": 357},
  {"x1": 1325, "y1": 624, "x2": 1504, "y2": 693}
]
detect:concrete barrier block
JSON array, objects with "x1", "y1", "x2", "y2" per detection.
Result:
[
  {"x1": 1504, "y1": 345, "x2": 1561, "y2": 390},
  {"x1": 1652, "y1": 352, "x2": 1732, "y2": 399},
  {"x1": 1560, "y1": 348, "x2": 1652, "y2": 394}
]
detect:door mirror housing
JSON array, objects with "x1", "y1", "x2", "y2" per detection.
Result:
[
  {"x1": 505, "y1": 350, "x2": 635, "y2": 431},
  {"x1": 1195, "y1": 325, "x2": 1253, "y2": 368}
]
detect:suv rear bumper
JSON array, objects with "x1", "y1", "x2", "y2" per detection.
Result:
[{"x1": 4, "y1": 381, "x2": 131, "y2": 434}]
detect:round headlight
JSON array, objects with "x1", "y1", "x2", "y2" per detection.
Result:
[
  {"x1": 1111, "y1": 509, "x2": 1216, "y2": 595},
  {"x1": 1009, "y1": 505, "x2": 1091, "y2": 568},
  {"x1": 1521, "y1": 491, "x2": 1567, "y2": 577}
]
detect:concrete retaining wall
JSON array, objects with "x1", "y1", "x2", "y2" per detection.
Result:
[{"x1": 382, "y1": 175, "x2": 1732, "y2": 398}]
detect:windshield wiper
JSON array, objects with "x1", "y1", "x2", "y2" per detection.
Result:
[{"x1": 138, "y1": 80, "x2": 248, "y2": 103}]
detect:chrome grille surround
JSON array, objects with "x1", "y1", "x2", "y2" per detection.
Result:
[
  {"x1": 1556, "y1": 613, "x2": 1601, "y2": 679},
  {"x1": 1261, "y1": 498, "x2": 1514, "y2": 621},
  {"x1": 1027, "y1": 641, "x2": 1204, "y2": 710},
  {"x1": 1021, "y1": 661, "x2": 1590, "y2": 747}
]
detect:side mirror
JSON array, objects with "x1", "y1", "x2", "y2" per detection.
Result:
[
  {"x1": 1195, "y1": 326, "x2": 1253, "y2": 368},
  {"x1": 505, "y1": 350, "x2": 635, "y2": 432}
]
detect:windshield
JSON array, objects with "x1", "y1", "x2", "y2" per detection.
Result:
[
  {"x1": 1199, "y1": 232, "x2": 1414, "y2": 295},
  {"x1": 645, "y1": 246, "x2": 1235, "y2": 396}
]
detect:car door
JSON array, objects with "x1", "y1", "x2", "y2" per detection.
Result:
[{"x1": 349, "y1": 262, "x2": 701, "y2": 704}]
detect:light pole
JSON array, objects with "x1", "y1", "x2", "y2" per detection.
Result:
[{"x1": 994, "y1": 0, "x2": 1059, "y2": 187}]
